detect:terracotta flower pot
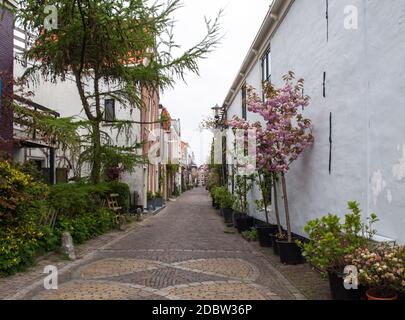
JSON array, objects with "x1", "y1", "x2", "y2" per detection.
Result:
[{"x1": 366, "y1": 287, "x2": 398, "y2": 301}]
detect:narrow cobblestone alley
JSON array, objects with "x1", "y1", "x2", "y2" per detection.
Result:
[{"x1": 3, "y1": 188, "x2": 308, "y2": 300}]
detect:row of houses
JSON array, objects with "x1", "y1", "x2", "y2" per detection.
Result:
[
  {"x1": 221, "y1": 0, "x2": 405, "y2": 244},
  {"x1": 0, "y1": 1, "x2": 197, "y2": 210}
]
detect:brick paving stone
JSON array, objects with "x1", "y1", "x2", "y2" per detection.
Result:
[
  {"x1": 76, "y1": 258, "x2": 161, "y2": 279},
  {"x1": 100, "y1": 266, "x2": 228, "y2": 289},
  {"x1": 2, "y1": 188, "x2": 329, "y2": 300},
  {"x1": 165, "y1": 282, "x2": 276, "y2": 300}
]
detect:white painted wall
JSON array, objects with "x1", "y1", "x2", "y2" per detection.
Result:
[{"x1": 226, "y1": 0, "x2": 405, "y2": 244}]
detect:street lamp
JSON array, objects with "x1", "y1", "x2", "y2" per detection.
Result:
[{"x1": 211, "y1": 104, "x2": 221, "y2": 121}]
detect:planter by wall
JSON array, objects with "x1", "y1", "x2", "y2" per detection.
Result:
[
  {"x1": 234, "y1": 215, "x2": 254, "y2": 233},
  {"x1": 256, "y1": 225, "x2": 279, "y2": 248},
  {"x1": 147, "y1": 200, "x2": 155, "y2": 211},
  {"x1": 154, "y1": 197, "x2": 164, "y2": 208},
  {"x1": 270, "y1": 234, "x2": 280, "y2": 256},
  {"x1": 327, "y1": 271, "x2": 362, "y2": 300},
  {"x1": 232, "y1": 211, "x2": 241, "y2": 226},
  {"x1": 366, "y1": 288, "x2": 398, "y2": 301},
  {"x1": 276, "y1": 240, "x2": 304, "y2": 265},
  {"x1": 223, "y1": 208, "x2": 233, "y2": 224}
]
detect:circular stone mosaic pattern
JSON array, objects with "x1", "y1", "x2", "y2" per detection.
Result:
[
  {"x1": 35, "y1": 280, "x2": 154, "y2": 300},
  {"x1": 174, "y1": 258, "x2": 259, "y2": 281},
  {"x1": 166, "y1": 282, "x2": 273, "y2": 300},
  {"x1": 78, "y1": 258, "x2": 160, "y2": 279}
]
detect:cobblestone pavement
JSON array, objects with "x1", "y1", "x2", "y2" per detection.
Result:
[{"x1": 1, "y1": 187, "x2": 322, "y2": 300}]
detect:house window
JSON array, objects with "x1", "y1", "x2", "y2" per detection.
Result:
[
  {"x1": 261, "y1": 48, "x2": 271, "y2": 84},
  {"x1": 104, "y1": 99, "x2": 115, "y2": 121},
  {"x1": 241, "y1": 84, "x2": 247, "y2": 120}
]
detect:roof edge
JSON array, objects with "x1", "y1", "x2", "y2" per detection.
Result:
[{"x1": 222, "y1": 0, "x2": 294, "y2": 112}]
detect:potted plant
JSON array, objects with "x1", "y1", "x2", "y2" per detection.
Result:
[
  {"x1": 254, "y1": 171, "x2": 280, "y2": 247},
  {"x1": 232, "y1": 175, "x2": 254, "y2": 233},
  {"x1": 242, "y1": 228, "x2": 258, "y2": 242},
  {"x1": 147, "y1": 191, "x2": 155, "y2": 211},
  {"x1": 211, "y1": 186, "x2": 221, "y2": 211},
  {"x1": 238, "y1": 73, "x2": 313, "y2": 263},
  {"x1": 299, "y1": 201, "x2": 378, "y2": 300},
  {"x1": 154, "y1": 191, "x2": 164, "y2": 208},
  {"x1": 346, "y1": 243, "x2": 404, "y2": 300},
  {"x1": 218, "y1": 187, "x2": 234, "y2": 224}
]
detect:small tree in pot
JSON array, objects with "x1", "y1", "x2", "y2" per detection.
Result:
[
  {"x1": 247, "y1": 72, "x2": 314, "y2": 264},
  {"x1": 147, "y1": 191, "x2": 156, "y2": 211},
  {"x1": 232, "y1": 174, "x2": 254, "y2": 233},
  {"x1": 218, "y1": 188, "x2": 235, "y2": 225},
  {"x1": 254, "y1": 171, "x2": 279, "y2": 247},
  {"x1": 154, "y1": 191, "x2": 164, "y2": 208},
  {"x1": 229, "y1": 116, "x2": 283, "y2": 248}
]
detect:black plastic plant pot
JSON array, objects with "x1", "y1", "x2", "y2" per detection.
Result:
[
  {"x1": 232, "y1": 211, "x2": 242, "y2": 226},
  {"x1": 147, "y1": 200, "x2": 156, "y2": 211},
  {"x1": 276, "y1": 240, "x2": 304, "y2": 265},
  {"x1": 223, "y1": 208, "x2": 234, "y2": 224},
  {"x1": 256, "y1": 225, "x2": 279, "y2": 247},
  {"x1": 270, "y1": 234, "x2": 280, "y2": 255},
  {"x1": 154, "y1": 197, "x2": 164, "y2": 208},
  {"x1": 327, "y1": 271, "x2": 362, "y2": 300},
  {"x1": 214, "y1": 202, "x2": 220, "y2": 210},
  {"x1": 235, "y1": 216, "x2": 254, "y2": 233}
]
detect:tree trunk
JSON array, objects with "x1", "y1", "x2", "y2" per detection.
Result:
[
  {"x1": 272, "y1": 173, "x2": 283, "y2": 235},
  {"x1": 281, "y1": 172, "x2": 292, "y2": 243},
  {"x1": 91, "y1": 72, "x2": 103, "y2": 185},
  {"x1": 91, "y1": 121, "x2": 102, "y2": 184},
  {"x1": 258, "y1": 172, "x2": 269, "y2": 224}
]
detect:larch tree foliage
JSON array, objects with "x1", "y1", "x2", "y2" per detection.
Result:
[{"x1": 15, "y1": 0, "x2": 222, "y2": 184}]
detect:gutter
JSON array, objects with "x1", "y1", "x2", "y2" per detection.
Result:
[{"x1": 222, "y1": 0, "x2": 294, "y2": 113}]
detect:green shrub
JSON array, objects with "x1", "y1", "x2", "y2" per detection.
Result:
[
  {"x1": 219, "y1": 189, "x2": 234, "y2": 209},
  {"x1": 0, "y1": 160, "x2": 49, "y2": 276},
  {"x1": 242, "y1": 228, "x2": 258, "y2": 241},
  {"x1": 298, "y1": 201, "x2": 378, "y2": 274},
  {"x1": 0, "y1": 161, "x2": 126, "y2": 275},
  {"x1": 147, "y1": 191, "x2": 155, "y2": 201},
  {"x1": 0, "y1": 223, "x2": 44, "y2": 275},
  {"x1": 211, "y1": 186, "x2": 233, "y2": 209},
  {"x1": 54, "y1": 208, "x2": 115, "y2": 245},
  {"x1": 14, "y1": 160, "x2": 45, "y2": 183},
  {"x1": 48, "y1": 183, "x2": 110, "y2": 217}
]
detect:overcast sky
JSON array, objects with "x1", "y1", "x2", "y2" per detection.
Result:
[{"x1": 160, "y1": 0, "x2": 272, "y2": 165}]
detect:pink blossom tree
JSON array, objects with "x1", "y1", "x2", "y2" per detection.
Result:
[
  {"x1": 229, "y1": 72, "x2": 314, "y2": 243},
  {"x1": 249, "y1": 72, "x2": 314, "y2": 243}
]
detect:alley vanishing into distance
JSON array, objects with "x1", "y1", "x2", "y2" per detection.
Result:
[{"x1": 1, "y1": 188, "x2": 312, "y2": 300}]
